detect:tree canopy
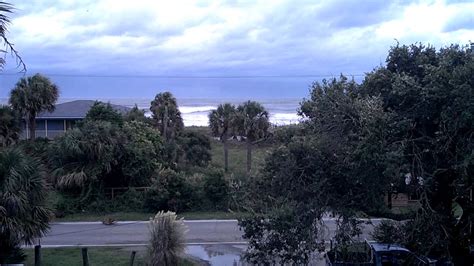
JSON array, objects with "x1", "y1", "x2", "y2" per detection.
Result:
[
  {"x1": 234, "y1": 101, "x2": 270, "y2": 173},
  {"x1": 150, "y1": 92, "x2": 184, "y2": 140},
  {"x1": 0, "y1": 148, "x2": 51, "y2": 263},
  {"x1": 85, "y1": 101, "x2": 124, "y2": 125},
  {"x1": 0, "y1": 105, "x2": 20, "y2": 147},
  {"x1": 239, "y1": 43, "x2": 474, "y2": 264},
  {"x1": 209, "y1": 103, "x2": 236, "y2": 172},
  {"x1": 9, "y1": 74, "x2": 59, "y2": 140}
]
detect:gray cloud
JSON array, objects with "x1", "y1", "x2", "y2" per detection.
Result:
[
  {"x1": 443, "y1": 10, "x2": 474, "y2": 32},
  {"x1": 1, "y1": 0, "x2": 473, "y2": 99}
]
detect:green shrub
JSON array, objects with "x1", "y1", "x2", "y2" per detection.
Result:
[
  {"x1": 371, "y1": 220, "x2": 404, "y2": 244},
  {"x1": 203, "y1": 168, "x2": 229, "y2": 210},
  {"x1": 144, "y1": 169, "x2": 195, "y2": 212},
  {"x1": 111, "y1": 189, "x2": 146, "y2": 211},
  {"x1": 178, "y1": 131, "x2": 212, "y2": 168}
]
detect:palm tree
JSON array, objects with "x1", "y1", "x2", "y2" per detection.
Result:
[
  {"x1": 150, "y1": 92, "x2": 183, "y2": 141},
  {"x1": 234, "y1": 101, "x2": 270, "y2": 174},
  {"x1": 0, "y1": 105, "x2": 20, "y2": 147},
  {"x1": 9, "y1": 74, "x2": 59, "y2": 140},
  {"x1": 0, "y1": 1, "x2": 26, "y2": 71},
  {"x1": 0, "y1": 148, "x2": 51, "y2": 263},
  {"x1": 209, "y1": 103, "x2": 236, "y2": 172}
]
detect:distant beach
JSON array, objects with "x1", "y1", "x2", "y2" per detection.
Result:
[{"x1": 0, "y1": 97, "x2": 302, "y2": 127}]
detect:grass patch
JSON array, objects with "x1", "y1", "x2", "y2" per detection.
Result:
[
  {"x1": 53, "y1": 211, "x2": 154, "y2": 222},
  {"x1": 54, "y1": 211, "x2": 245, "y2": 222},
  {"x1": 24, "y1": 247, "x2": 195, "y2": 266},
  {"x1": 210, "y1": 139, "x2": 271, "y2": 177},
  {"x1": 178, "y1": 211, "x2": 245, "y2": 220},
  {"x1": 184, "y1": 126, "x2": 272, "y2": 177}
]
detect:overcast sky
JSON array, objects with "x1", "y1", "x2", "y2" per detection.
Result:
[{"x1": 0, "y1": 0, "x2": 473, "y2": 99}]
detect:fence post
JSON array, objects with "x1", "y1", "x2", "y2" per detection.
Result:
[
  {"x1": 34, "y1": 245, "x2": 41, "y2": 266},
  {"x1": 129, "y1": 251, "x2": 136, "y2": 266},
  {"x1": 82, "y1": 247, "x2": 90, "y2": 266}
]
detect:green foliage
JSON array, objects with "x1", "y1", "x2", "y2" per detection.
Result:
[
  {"x1": 124, "y1": 104, "x2": 152, "y2": 124},
  {"x1": 240, "y1": 202, "x2": 325, "y2": 264},
  {"x1": 361, "y1": 43, "x2": 474, "y2": 261},
  {"x1": 272, "y1": 124, "x2": 306, "y2": 145},
  {"x1": 203, "y1": 168, "x2": 229, "y2": 209},
  {"x1": 85, "y1": 101, "x2": 124, "y2": 125},
  {"x1": 110, "y1": 189, "x2": 146, "y2": 212},
  {"x1": 148, "y1": 211, "x2": 186, "y2": 266},
  {"x1": 208, "y1": 103, "x2": 236, "y2": 171},
  {"x1": 234, "y1": 101, "x2": 270, "y2": 173},
  {"x1": 178, "y1": 131, "x2": 212, "y2": 168},
  {"x1": 121, "y1": 121, "x2": 163, "y2": 186},
  {"x1": 49, "y1": 119, "x2": 164, "y2": 210},
  {"x1": 0, "y1": 148, "x2": 52, "y2": 263},
  {"x1": 9, "y1": 73, "x2": 59, "y2": 140},
  {"x1": 144, "y1": 169, "x2": 195, "y2": 212},
  {"x1": 240, "y1": 43, "x2": 473, "y2": 264},
  {"x1": 50, "y1": 120, "x2": 122, "y2": 190},
  {"x1": 16, "y1": 138, "x2": 51, "y2": 166},
  {"x1": 208, "y1": 103, "x2": 236, "y2": 139},
  {"x1": 234, "y1": 101, "x2": 270, "y2": 142},
  {"x1": 150, "y1": 92, "x2": 184, "y2": 140},
  {"x1": 0, "y1": 105, "x2": 21, "y2": 147},
  {"x1": 371, "y1": 220, "x2": 405, "y2": 244}
]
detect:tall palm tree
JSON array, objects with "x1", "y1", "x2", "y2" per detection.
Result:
[
  {"x1": 234, "y1": 101, "x2": 270, "y2": 174},
  {"x1": 9, "y1": 74, "x2": 59, "y2": 140},
  {"x1": 209, "y1": 103, "x2": 236, "y2": 172},
  {"x1": 150, "y1": 92, "x2": 183, "y2": 141},
  {"x1": 0, "y1": 105, "x2": 20, "y2": 147},
  {"x1": 0, "y1": 148, "x2": 51, "y2": 263},
  {"x1": 0, "y1": 1, "x2": 26, "y2": 71}
]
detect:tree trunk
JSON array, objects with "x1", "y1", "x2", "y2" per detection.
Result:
[
  {"x1": 29, "y1": 114, "x2": 36, "y2": 140},
  {"x1": 387, "y1": 191, "x2": 392, "y2": 210},
  {"x1": 163, "y1": 105, "x2": 169, "y2": 141},
  {"x1": 223, "y1": 133, "x2": 229, "y2": 172},
  {"x1": 246, "y1": 138, "x2": 252, "y2": 174}
]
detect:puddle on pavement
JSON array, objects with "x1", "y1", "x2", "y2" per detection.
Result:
[{"x1": 185, "y1": 244, "x2": 246, "y2": 266}]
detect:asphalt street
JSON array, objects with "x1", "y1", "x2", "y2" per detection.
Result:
[{"x1": 39, "y1": 219, "x2": 382, "y2": 247}]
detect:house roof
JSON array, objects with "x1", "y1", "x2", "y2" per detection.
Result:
[
  {"x1": 369, "y1": 242, "x2": 409, "y2": 252},
  {"x1": 37, "y1": 100, "x2": 131, "y2": 119}
]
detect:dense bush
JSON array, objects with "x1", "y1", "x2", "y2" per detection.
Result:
[
  {"x1": 50, "y1": 118, "x2": 164, "y2": 210},
  {"x1": 85, "y1": 101, "x2": 124, "y2": 125},
  {"x1": 272, "y1": 124, "x2": 306, "y2": 145},
  {"x1": 0, "y1": 148, "x2": 52, "y2": 263},
  {"x1": 178, "y1": 131, "x2": 212, "y2": 168},
  {"x1": 203, "y1": 168, "x2": 229, "y2": 210},
  {"x1": 0, "y1": 105, "x2": 21, "y2": 147},
  {"x1": 121, "y1": 121, "x2": 163, "y2": 186},
  {"x1": 144, "y1": 169, "x2": 195, "y2": 212}
]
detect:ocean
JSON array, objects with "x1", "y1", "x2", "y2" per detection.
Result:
[
  {"x1": 96, "y1": 98, "x2": 302, "y2": 127},
  {"x1": 0, "y1": 97, "x2": 303, "y2": 127}
]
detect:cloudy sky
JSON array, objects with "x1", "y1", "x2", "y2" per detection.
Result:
[{"x1": 0, "y1": 0, "x2": 473, "y2": 99}]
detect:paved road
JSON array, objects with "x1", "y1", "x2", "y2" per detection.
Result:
[{"x1": 40, "y1": 219, "x2": 382, "y2": 247}]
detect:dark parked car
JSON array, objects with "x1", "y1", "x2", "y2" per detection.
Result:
[{"x1": 326, "y1": 241, "x2": 436, "y2": 266}]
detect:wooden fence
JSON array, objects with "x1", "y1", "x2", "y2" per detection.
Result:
[{"x1": 104, "y1": 187, "x2": 151, "y2": 200}]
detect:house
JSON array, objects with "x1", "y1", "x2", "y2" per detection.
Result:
[{"x1": 21, "y1": 100, "x2": 131, "y2": 139}]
